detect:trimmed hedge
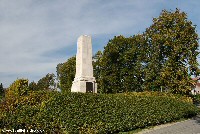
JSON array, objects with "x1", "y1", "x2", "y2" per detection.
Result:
[
  {"x1": 193, "y1": 94, "x2": 200, "y2": 104},
  {"x1": 0, "y1": 91, "x2": 199, "y2": 133}
]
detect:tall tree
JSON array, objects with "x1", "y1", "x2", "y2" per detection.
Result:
[
  {"x1": 56, "y1": 56, "x2": 76, "y2": 92},
  {"x1": 37, "y1": 73, "x2": 56, "y2": 91},
  {"x1": 28, "y1": 81, "x2": 38, "y2": 91},
  {"x1": 98, "y1": 35, "x2": 146, "y2": 93},
  {"x1": 122, "y1": 35, "x2": 147, "y2": 92},
  {"x1": 99, "y1": 36, "x2": 127, "y2": 93},
  {"x1": 0, "y1": 83, "x2": 4, "y2": 96},
  {"x1": 144, "y1": 9, "x2": 199, "y2": 94},
  {"x1": 93, "y1": 51, "x2": 103, "y2": 92}
]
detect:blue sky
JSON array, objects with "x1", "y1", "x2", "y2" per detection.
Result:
[{"x1": 0, "y1": 0, "x2": 200, "y2": 87}]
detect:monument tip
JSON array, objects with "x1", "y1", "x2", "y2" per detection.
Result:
[{"x1": 82, "y1": 35, "x2": 91, "y2": 37}]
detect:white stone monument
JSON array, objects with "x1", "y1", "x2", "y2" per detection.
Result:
[{"x1": 71, "y1": 35, "x2": 97, "y2": 93}]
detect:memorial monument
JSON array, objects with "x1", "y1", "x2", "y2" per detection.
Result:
[{"x1": 71, "y1": 35, "x2": 97, "y2": 93}]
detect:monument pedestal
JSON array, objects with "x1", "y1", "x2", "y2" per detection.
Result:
[
  {"x1": 71, "y1": 77, "x2": 97, "y2": 93},
  {"x1": 71, "y1": 35, "x2": 97, "y2": 93}
]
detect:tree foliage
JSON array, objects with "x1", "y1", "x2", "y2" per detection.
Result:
[
  {"x1": 0, "y1": 83, "x2": 4, "y2": 97},
  {"x1": 56, "y1": 9, "x2": 199, "y2": 95},
  {"x1": 28, "y1": 81, "x2": 38, "y2": 91},
  {"x1": 56, "y1": 56, "x2": 76, "y2": 92},
  {"x1": 144, "y1": 9, "x2": 199, "y2": 94},
  {"x1": 97, "y1": 35, "x2": 147, "y2": 93},
  {"x1": 37, "y1": 73, "x2": 56, "y2": 91},
  {"x1": 6, "y1": 79, "x2": 29, "y2": 98},
  {"x1": 93, "y1": 51, "x2": 103, "y2": 92},
  {"x1": 4, "y1": 76, "x2": 56, "y2": 99}
]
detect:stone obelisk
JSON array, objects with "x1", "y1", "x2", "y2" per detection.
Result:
[{"x1": 71, "y1": 35, "x2": 97, "y2": 93}]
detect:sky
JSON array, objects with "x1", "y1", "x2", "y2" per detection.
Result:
[{"x1": 0, "y1": 0, "x2": 200, "y2": 87}]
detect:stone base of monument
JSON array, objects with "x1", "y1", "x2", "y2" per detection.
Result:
[{"x1": 71, "y1": 77, "x2": 97, "y2": 93}]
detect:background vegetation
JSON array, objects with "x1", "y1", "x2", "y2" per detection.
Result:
[
  {"x1": 57, "y1": 9, "x2": 199, "y2": 94},
  {"x1": 0, "y1": 83, "x2": 4, "y2": 99}
]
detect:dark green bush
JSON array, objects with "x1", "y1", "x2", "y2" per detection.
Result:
[
  {"x1": 193, "y1": 94, "x2": 200, "y2": 104},
  {"x1": 0, "y1": 91, "x2": 199, "y2": 133}
]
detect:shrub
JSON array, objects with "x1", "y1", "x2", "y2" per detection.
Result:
[
  {"x1": 0, "y1": 91, "x2": 199, "y2": 133},
  {"x1": 5, "y1": 79, "x2": 29, "y2": 98},
  {"x1": 0, "y1": 90, "x2": 53, "y2": 132},
  {"x1": 193, "y1": 94, "x2": 200, "y2": 104}
]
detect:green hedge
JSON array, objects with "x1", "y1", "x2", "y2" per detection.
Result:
[
  {"x1": 193, "y1": 94, "x2": 200, "y2": 104},
  {"x1": 0, "y1": 91, "x2": 199, "y2": 133}
]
